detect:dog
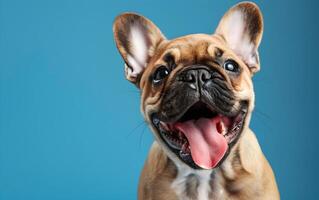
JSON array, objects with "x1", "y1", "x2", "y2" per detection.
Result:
[{"x1": 113, "y1": 2, "x2": 279, "y2": 199}]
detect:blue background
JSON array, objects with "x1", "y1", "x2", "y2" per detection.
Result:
[{"x1": 0, "y1": 0, "x2": 318, "y2": 199}]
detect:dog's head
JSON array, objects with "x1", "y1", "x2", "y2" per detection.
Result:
[{"x1": 113, "y1": 2, "x2": 263, "y2": 170}]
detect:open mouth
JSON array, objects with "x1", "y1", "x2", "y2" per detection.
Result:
[{"x1": 152, "y1": 101, "x2": 248, "y2": 169}]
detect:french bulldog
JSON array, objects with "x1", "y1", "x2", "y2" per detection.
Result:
[{"x1": 113, "y1": 2, "x2": 279, "y2": 200}]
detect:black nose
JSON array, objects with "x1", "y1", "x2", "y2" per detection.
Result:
[{"x1": 178, "y1": 67, "x2": 212, "y2": 90}]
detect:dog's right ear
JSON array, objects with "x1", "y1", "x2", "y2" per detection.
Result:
[{"x1": 113, "y1": 13, "x2": 166, "y2": 85}]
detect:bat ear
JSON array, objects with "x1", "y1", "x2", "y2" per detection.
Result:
[
  {"x1": 215, "y1": 2, "x2": 263, "y2": 74},
  {"x1": 113, "y1": 13, "x2": 166, "y2": 85}
]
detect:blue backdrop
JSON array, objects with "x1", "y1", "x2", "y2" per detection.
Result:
[{"x1": 0, "y1": 0, "x2": 318, "y2": 199}]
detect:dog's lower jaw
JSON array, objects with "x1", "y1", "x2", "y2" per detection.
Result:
[{"x1": 138, "y1": 128, "x2": 280, "y2": 200}]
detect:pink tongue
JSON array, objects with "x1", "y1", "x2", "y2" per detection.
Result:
[{"x1": 175, "y1": 117, "x2": 228, "y2": 169}]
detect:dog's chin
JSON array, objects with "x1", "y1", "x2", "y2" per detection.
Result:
[{"x1": 151, "y1": 101, "x2": 248, "y2": 170}]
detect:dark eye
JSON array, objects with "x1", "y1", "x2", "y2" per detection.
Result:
[
  {"x1": 152, "y1": 65, "x2": 170, "y2": 84},
  {"x1": 223, "y1": 60, "x2": 239, "y2": 73}
]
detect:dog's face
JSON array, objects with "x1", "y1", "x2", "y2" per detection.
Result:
[{"x1": 113, "y1": 2, "x2": 263, "y2": 170}]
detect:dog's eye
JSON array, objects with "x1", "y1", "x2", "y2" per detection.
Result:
[
  {"x1": 224, "y1": 60, "x2": 239, "y2": 73},
  {"x1": 152, "y1": 66, "x2": 170, "y2": 84}
]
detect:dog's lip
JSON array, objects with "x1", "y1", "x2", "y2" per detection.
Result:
[
  {"x1": 152, "y1": 101, "x2": 247, "y2": 124},
  {"x1": 152, "y1": 103, "x2": 197, "y2": 124},
  {"x1": 151, "y1": 101, "x2": 248, "y2": 169}
]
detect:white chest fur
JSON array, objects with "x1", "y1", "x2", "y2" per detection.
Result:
[{"x1": 171, "y1": 164, "x2": 214, "y2": 200}]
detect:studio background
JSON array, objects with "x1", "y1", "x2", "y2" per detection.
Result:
[{"x1": 0, "y1": 0, "x2": 318, "y2": 199}]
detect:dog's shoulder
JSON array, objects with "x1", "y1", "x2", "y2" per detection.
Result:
[{"x1": 138, "y1": 142, "x2": 178, "y2": 200}]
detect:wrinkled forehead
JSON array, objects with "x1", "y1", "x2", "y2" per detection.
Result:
[{"x1": 152, "y1": 34, "x2": 229, "y2": 64}]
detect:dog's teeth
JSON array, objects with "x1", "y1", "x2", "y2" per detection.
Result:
[
  {"x1": 178, "y1": 131, "x2": 183, "y2": 140},
  {"x1": 220, "y1": 121, "x2": 228, "y2": 136},
  {"x1": 160, "y1": 122, "x2": 169, "y2": 131},
  {"x1": 181, "y1": 142, "x2": 188, "y2": 152},
  {"x1": 180, "y1": 142, "x2": 190, "y2": 154}
]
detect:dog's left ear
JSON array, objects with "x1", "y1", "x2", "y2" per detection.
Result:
[{"x1": 215, "y1": 2, "x2": 263, "y2": 74}]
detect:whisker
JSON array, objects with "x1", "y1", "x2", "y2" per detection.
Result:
[
  {"x1": 139, "y1": 124, "x2": 149, "y2": 149},
  {"x1": 126, "y1": 120, "x2": 147, "y2": 138},
  {"x1": 254, "y1": 108, "x2": 271, "y2": 120}
]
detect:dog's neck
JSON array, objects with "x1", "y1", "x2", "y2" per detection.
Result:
[{"x1": 171, "y1": 161, "x2": 213, "y2": 200}]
